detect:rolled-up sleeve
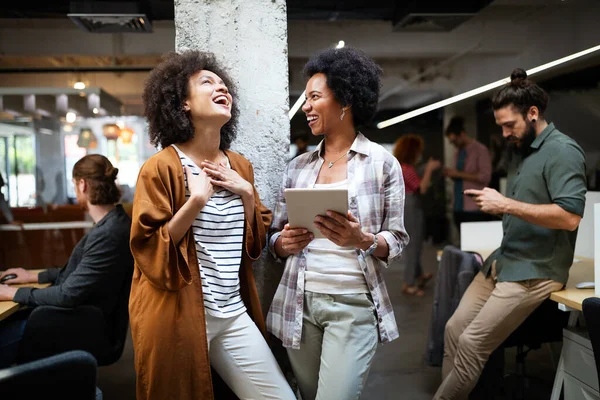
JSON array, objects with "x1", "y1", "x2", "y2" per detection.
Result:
[
  {"x1": 378, "y1": 158, "x2": 410, "y2": 266},
  {"x1": 544, "y1": 144, "x2": 587, "y2": 217}
]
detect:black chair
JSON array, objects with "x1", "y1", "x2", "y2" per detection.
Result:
[
  {"x1": 582, "y1": 297, "x2": 600, "y2": 385},
  {"x1": 0, "y1": 350, "x2": 101, "y2": 400},
  {"x1": 471, "y1": 299, "x2": 569, "y2": 400},
  {"x1": 17, "y1": 274, "x2": 132, "y2": 366}
]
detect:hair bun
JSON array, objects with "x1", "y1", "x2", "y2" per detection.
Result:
[
  {"x1": 105, "y1": 167, "x2": 118, "y2": 180},
  {"x1": 510, "y1": 68, "x2": 527, "y2": 83}
]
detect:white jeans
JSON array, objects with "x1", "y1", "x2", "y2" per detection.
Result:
[{"x1": 206, "y1": 311, "x2": 296, "y2": 400}]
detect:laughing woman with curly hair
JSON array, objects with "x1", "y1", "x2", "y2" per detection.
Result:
[
  {"x1": 267, "y1": 47, "x2": 410, "y2": 400},
  {"x1": 129, "y1": 50, "x2": 295, "y2": 400}
]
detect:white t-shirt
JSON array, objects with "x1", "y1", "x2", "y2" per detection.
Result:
[{"x1": 305, "y1": 179, "x2": 369, "y2": 294}]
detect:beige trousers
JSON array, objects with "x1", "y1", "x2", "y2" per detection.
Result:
[{"x1": 433, "y1": 263, "x2": 564, "y2": 400}]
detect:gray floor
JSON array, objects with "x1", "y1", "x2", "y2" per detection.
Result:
[{"x1": 97, "y1": 243, "x2": 559, "y2": 399}]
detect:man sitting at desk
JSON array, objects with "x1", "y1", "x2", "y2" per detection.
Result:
[
  {"x1": 434, "y1": 68, "x2": 587, "y2": 400},
  {"x1": 0, "y1": 155, "x2": 133, "y2": 368}
]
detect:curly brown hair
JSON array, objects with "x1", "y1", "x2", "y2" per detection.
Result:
[
  {"x1": 393, "y1": 134, "x2": 424, "y2": 166},
  {"x1": 73, "y1": 154, "x2": 121, "y2": 205},
  {"x1": 143, "y1": 50, "x2": 239, "y2": 150}
]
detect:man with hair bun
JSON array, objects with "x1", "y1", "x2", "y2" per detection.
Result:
[
  {"x1": 435, "y1": 68, "x2": 587, "y2": 399},
  {"x1": 0, "y1": 154, "x2": 133, "y2": 368}
]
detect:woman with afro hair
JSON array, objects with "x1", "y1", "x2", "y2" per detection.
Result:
[
  {"x1": 267, "y1": 47, "x2": 410, "y2": 400},
  {"x1": 129, "y1": 50, "x2": 295, "y2": 400}
]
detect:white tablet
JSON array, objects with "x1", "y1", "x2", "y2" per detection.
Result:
[{"x1": 284, "y1": 188, "x2": 348, "y2": 239}]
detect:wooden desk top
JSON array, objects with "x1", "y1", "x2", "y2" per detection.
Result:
[
  {"x1": 437, "y1": 249, "x2": 597, "y2": 311},
  {"x1": 550, "y1": 257, "x2": 595, "y2": 311},
  {"x1": 0, "y1": 270, "x2": 50, "y2": 322}
]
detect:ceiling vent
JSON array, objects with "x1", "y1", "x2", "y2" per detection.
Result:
[
  {"x1": 395, "y1": 14, "x2": 478, "y2": 32},
  {"x1": 393, "y1": 1, "x2": 493, "y2": 32},
  {"x1": 68, "y1": 1, "x2": 152, "y2": 33}
]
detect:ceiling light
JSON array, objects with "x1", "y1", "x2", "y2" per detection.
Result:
[
  {"x1": 92, "y1": 108, "x2": 99, "y2": 114},
  {"x1": 73, "y1": 81, "x2": 86, "y2": 90},
  {"x1": 289, "y1": 40, "x2": 346, "y2": 120},
  {"x1": 377, "y1": 43, "x2": 600, "y2": 129},
  {"x1": 66, "y1": 112, "x2": 77, "y2": 123}
]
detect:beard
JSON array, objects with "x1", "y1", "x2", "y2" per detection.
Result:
[
  {"x1": 507, "y1": 120, "x2": 536, "y2": 156},
  {"x1": 75, "y1": 192, "x2": 88, "y2": 211}
]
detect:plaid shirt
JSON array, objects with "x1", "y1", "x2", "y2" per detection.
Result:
[{"x1": 266, "y1": 133, "x2": 409, "y2": 349}]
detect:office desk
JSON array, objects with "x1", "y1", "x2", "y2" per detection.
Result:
[
  {"x1": 548, "y1": 258, "x2": 598, "y2": 400},
  {"x1": 550, "y1": 257, "x2": 595, "y2": 311},
  {"x1": 0, "y1": 270, "x2": 49, "y2": 322}
]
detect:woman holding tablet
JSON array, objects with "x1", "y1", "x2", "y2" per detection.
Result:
[
  {"x1": 267, "y1": 47, "x2": 409, "y2": 400},
  {"x1": 129, "y1": 51, "x2": 294, "y2": 400}
]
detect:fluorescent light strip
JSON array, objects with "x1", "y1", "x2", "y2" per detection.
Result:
[
  {"x1": 377, "y1": 43, "x2": 600, "y2": 129},
  {"x1": 288, "y1": 40, "x2": 345, "y2": 120}
]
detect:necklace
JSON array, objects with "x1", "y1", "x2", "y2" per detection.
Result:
[{"x1": 324, "y1": 151, "x2": 349, "y2": 168}]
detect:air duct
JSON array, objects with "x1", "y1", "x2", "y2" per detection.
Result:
[{"x1": 68, "y1": 1, "x2": 152, "y2": 33}]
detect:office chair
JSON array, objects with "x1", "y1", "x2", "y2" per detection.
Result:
[
  {"x1": 582, "y1": 297, "x2": 600, "y2": 386},
  {"x1": 17, "y1": 273, "x2": 131, "y2": 366},
  {"x1": 0, "y1": 350, "x2": 101, "y2": 400}
]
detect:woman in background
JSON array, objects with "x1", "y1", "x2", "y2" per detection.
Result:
[{"x1": 394, "y1": 134, "x2": 441, "y2": 296}]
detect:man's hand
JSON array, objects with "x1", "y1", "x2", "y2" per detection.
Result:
[
  {"x1": 464, "y1": 188, "x2": 509, "y2": 215},
  {"x1": 0, "y1": 268, "x2": 37, "y2": 284},
  {"x1": 443, "y1": 167, "x2": 460, "y2": 179},
  {"x1": 0, "y1": 284, "x2": 18, "y2": 301}
]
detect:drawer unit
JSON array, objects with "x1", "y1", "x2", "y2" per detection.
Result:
[{"x1": 565, "y1": 373, "x2": 600, "y2": 400}]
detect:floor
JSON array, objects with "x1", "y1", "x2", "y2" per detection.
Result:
[{"x1": 97, "y1": 242, "x2": 560, "y2": 399}]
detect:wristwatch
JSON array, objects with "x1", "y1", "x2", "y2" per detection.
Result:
[{"x1": 365, "y1": 233, "x2": 378, "y2": 256}]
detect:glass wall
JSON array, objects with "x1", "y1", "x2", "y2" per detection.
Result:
[{"x1": 0, "y1": 122, "x2": 37, "y2": 207}]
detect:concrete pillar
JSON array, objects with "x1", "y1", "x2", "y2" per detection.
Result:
[{"x1": 174, "y1": 0, "x2": 290, "y2": 313}]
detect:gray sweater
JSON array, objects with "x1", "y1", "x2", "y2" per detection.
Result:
[{"x1": 13, "y1": 205, "x2": 133, "y2": 317}]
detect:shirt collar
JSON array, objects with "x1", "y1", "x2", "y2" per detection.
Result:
[
  {"x1": 530, "y1": 122, "x2": 555, "y2": 149},
  {"x1": 310, "y1": 132, "x2": 370, "y2": 162},
  {"x1": 95, "y1": 204, "x2": 123, "y2": 228}
]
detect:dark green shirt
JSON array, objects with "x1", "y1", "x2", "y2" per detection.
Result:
[{"x1": 482, "y1": 123, "x2": 587, "y2": 284}]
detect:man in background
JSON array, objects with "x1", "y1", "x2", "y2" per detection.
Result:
[
  {"x1": 444, "y1": 117, "x2": 493, "y2": 235},
  {"x1": 293, "y1": 133, "x2": 310, "y2": 159}
]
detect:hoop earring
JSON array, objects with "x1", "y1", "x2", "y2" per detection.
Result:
[{"x1": 340, "y1": 108, "x2": 346, "y2": 121}]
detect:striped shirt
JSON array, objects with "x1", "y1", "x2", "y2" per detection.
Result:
[
  {"x1": 172, "y1": 145, "x2": 246, "y2": 318},
  {"x1": 401, "y1": 163, "x2": 421, "y2": 194},
  {"x1": 266, "y1": 132, "x2": 410, "y2": 349}
]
